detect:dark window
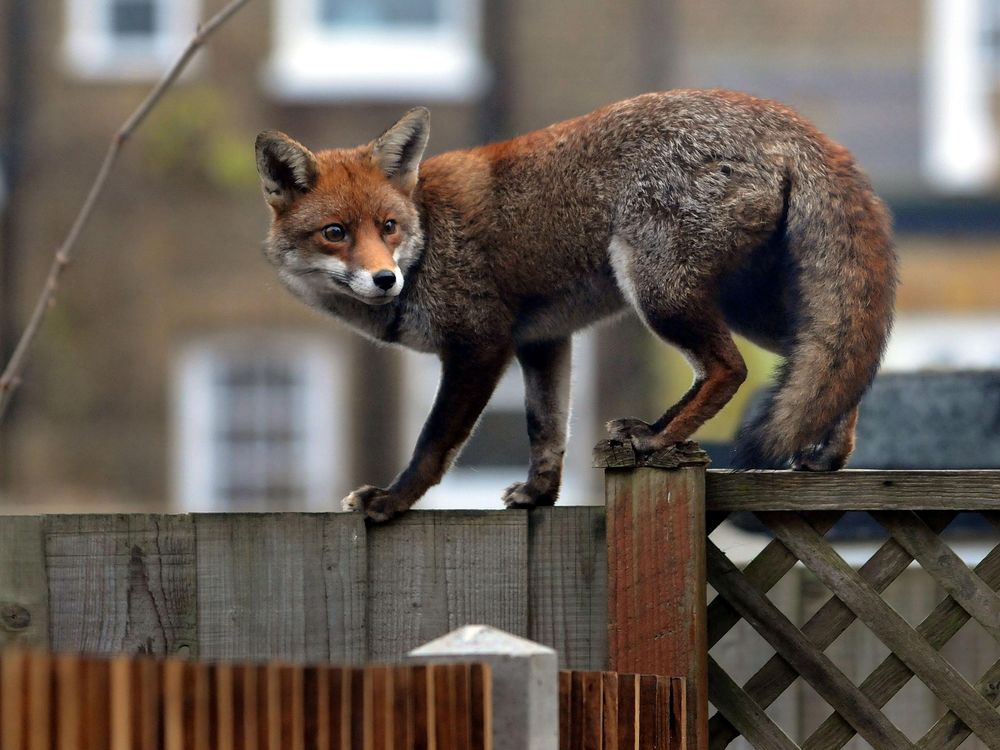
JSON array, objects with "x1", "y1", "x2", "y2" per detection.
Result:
[
  {"x1": 319, "y1": 0, "x2": 439, "y2": 27},
  {"x1": 110, "y1": 0, "x2": 157, "y2": 37}
]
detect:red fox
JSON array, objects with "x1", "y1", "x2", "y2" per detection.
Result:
[{"x1": 255, "y1": 90, "x2": 896, "y2": 521}]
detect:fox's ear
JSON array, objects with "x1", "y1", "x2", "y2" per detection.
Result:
[
  {"x1": 371, "y1": 107, "x2": 430, "y2": 193},
  {"x1": 255, "y1": 130, "x2": 318, "y2": 212}
]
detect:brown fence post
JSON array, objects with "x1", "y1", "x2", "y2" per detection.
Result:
[{"x1": 595, "y1": 439, "x2": 710, "y2": 750}]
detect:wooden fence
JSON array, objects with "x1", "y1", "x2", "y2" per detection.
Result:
[
  {"x1": 0, "y1": 649, "x2": 492, "y2": 749},
  {"x1": 2, "y1": 448, "x2": 999, "y2": 749},
  {"x1": 0, "y1": 649, "x2": 689, "y2": 750},
  {"x1": 559, "y1": 671, "x2": 686, "y2": 749}
]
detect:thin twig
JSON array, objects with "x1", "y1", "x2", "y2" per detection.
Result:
[{"x1": 0, "y1": 0, "x2": 253, "y2": 422}]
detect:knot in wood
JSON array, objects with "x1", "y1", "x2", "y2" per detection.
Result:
[{"x1": 0, "y1": 602, "x2": 31, "y2": 631}]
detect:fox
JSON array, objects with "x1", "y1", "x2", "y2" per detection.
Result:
[{"x1": 255, "y1": 89, "x2": 896, "y2": 522}]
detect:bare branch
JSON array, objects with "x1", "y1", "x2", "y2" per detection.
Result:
[{"x1": 0, "y1": 0, "x2": 254, "y2": 422}]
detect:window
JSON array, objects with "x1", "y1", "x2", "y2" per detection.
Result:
[
  {"x1": 267, "y1": 0, "x2": 487, "y2": 101},
  {"x1": 173, "y1": 336, "x2": 347, "y2": 511},
  {"x1": 881, "y1": 314, "x2": 1000, "y2": 371},
  {"x1": 923, "y1": 0, "x2": 999, "y2": 191},
  {"x1": 401, "y1": 334, "x2": 601, "y2": 510},
  {"x1": 63, "y1": 0, "x2": 200, "y2": 79}
]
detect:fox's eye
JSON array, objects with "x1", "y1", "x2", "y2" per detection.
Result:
[
  {"x1": 321, "y1": 224, "x2": 346, "y2": 242},
  {"x1": 383, "y1": 219, "x2": 397, "y2": 235}
]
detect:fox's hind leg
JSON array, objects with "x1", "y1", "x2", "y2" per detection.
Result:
[
  {"x1": 793, "y1": 405, "x2": 859, "y2": 471},
  {"x1": 503, "y1": 338, "x2": 571, "y2": 509},
  {"x1": 606, "y1": 234, "x2": 750, "y2": 453}
]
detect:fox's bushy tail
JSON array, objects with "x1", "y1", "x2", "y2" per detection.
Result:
[{"x1": 733, "y1": 145, "x2": 897, "y2": 469}]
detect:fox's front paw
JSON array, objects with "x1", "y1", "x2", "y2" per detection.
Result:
[
  {"x1": 342, "y1": 485, "x2": 410, "y2": 522},
  {"x1": 502, "y1": 481, "x2": 558, "y2": 510},
  {"x1": 606, "y1": 417, "x2": 654, "y2": 442}
]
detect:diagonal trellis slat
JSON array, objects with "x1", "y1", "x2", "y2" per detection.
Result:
[
  {"x1": 708, "y1": 511, "x2": 957, "y2": 749},
  {"x1": 706, "y1": 511, "x2": 843, "y2": 649},
  {"x1": 706, "y1": 540, "x2": 915, "y2": 750},
  {"x1": 706, "y1": 656, "x2": 798, "y2": 750},
  {"x1": 803, "y1": 529, "x2": 1000, "y2": 750},
  {"x1": 874, "y1": 510, "x2": 1000, "y2": 642},
  {"x1": 763, "y1": 512, "x2": 1000, "y2": 746}
]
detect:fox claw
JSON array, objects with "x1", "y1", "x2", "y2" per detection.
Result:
[
  {"x1": 605, "y1": 417, "x2": 654, "y2": 441},
  {"x1": 502, "y1": 481, "x2": 557, "y2": 510},
  {"x1": 342, "y1": 485, "x2": 409, "y2": 522}
]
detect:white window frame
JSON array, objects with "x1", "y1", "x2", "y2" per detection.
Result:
[
  {"x1": 63, "y1": 0, "x2": 201, "y2": 80},
  {"x1": 171, "y1": 333, "x2": 349, "y2": 512},
  {"x1": 923, "y1": 0, "x2": 999, "y2": 191},
  {"x1": 401, "y1": 333, "x2": 600, "y2": 510},
  {"x1": 266, "y1": 0, "x2": 488, "y2": 101}
]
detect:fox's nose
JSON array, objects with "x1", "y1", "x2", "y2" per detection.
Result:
[{"x1": 372, "y1": 269, "x2": 397, "y2": 291}]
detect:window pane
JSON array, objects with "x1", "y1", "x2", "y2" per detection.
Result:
[
  {"x1": 319, "y1": 0, "x2": 439, "y2": 27},
  {"x1": 212, "y1": 355, "x2": 308, "y2": 506},
  {"x1": 110, "y1": 0, "x2": 157, "y2": 36}
]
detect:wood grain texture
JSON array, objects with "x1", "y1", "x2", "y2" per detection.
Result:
[
  {"x1": 706, "y1": 470, "x2": 1000, "y2": 510},
  {"x1": 45, "y1": 514, "x2": 196, "y2": 655},
  {"x1": 366, "y1": 511, "x2": 528, "y2": 661},
  {"x1": 195, "y1": 513, "x2": 367, "y2": 662},
  {"x1": 706, "y1": 539, "x2": 914, "y2": 750},
  {"x1": 0, "y1": 516, "x2": 48, "y2": 649},
  {"x1": 606, "y1": 466, "x2": 708, "y2": 750},
  {"x1": 528, "y1": 507, "x2": 607, "y2": 670}
]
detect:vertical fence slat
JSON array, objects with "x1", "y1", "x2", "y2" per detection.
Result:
[
  {"x1": 528, "y1": 507, "x2": 608, "y2": 671},
  {"x1": 367, "y1": 512, "x2": 528, "y2": 661},
  {"x1": 195, "y1": 513, "x2": 367, "y2": 662},
  {"x1": 0, "y1": 517, "x2": 48, "y2": 650},
  {"x1": 45, "y1": 514, "x2": 197, "y2": 655}
]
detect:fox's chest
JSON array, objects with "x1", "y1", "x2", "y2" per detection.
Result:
[{"x1": 513, "y1": 271, "x2": 626, "y2": 344}]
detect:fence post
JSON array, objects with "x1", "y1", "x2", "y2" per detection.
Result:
[
  {"x1": 594, "y1": 438, "x2": 711, "y2": 750},
  {"x1": 407, "y1": 624, "x2": 558, "y2": 750}
]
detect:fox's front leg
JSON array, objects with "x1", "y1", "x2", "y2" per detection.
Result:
[
  {"x1": 503, "y1": 338, "x2": 571, "y2": 509},
  {"x1": 343, "y1": 345, "x2": 511, "y2": 522}
]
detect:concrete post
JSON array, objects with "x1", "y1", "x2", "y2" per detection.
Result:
[{"x1": 407, "y1": 624, "x2": 558, "y2": 750}]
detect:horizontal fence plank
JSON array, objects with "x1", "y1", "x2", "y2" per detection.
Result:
[{"x1": 706, "y1": 470, "x2": 1000, "y2": 511}]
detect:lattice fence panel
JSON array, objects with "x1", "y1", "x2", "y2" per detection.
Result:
[{"x1": 706, "y1": 509, "x2": 1000, "y2": 750}]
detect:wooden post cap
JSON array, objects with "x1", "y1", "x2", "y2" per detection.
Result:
[{"x1": 593, "y1": 439, "x2": 711, "y2": 470}]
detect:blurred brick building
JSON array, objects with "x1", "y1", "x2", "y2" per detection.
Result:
[{"x1": 1, "y1": 0, "x2": 998, "y2": 511}]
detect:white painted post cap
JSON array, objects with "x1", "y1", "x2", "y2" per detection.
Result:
[{"x1": 407, "y1": 625, "x2": 558, "y2": 750}]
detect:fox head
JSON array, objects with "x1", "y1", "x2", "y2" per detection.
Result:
[{"x1": 255, "y1": 108, "x2": 429, "y2": 305}]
